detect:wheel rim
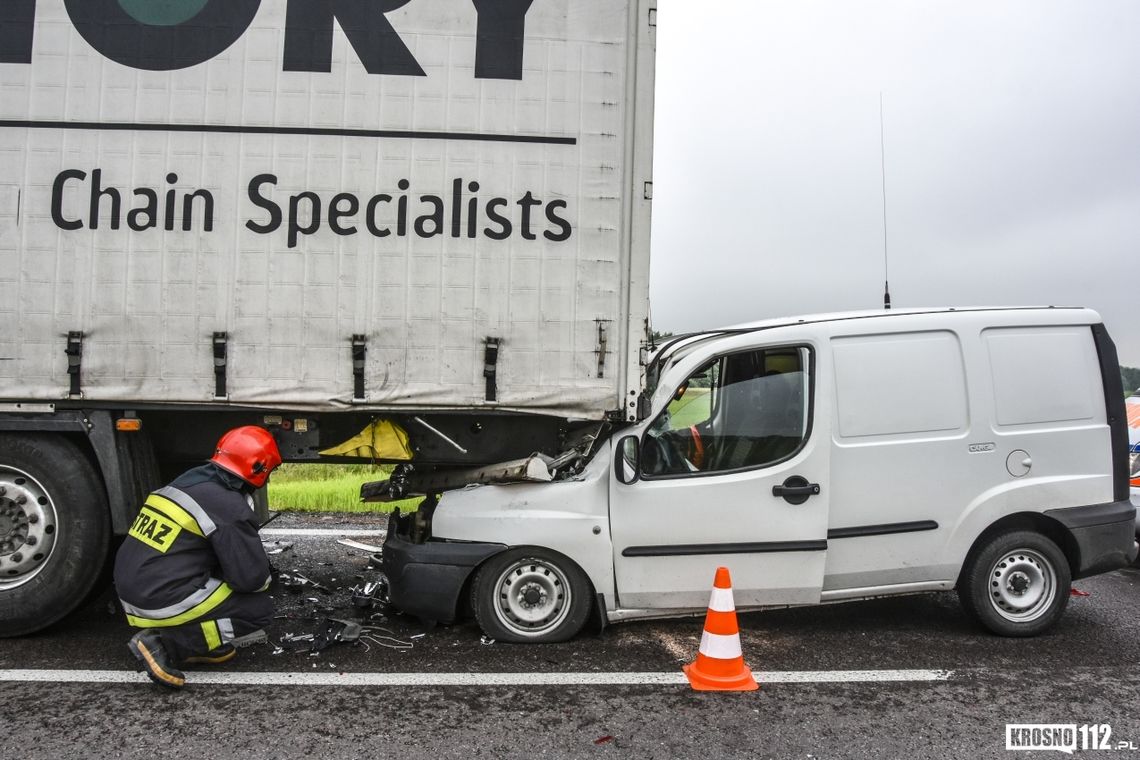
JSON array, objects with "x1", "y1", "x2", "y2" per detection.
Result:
[
  {"x1": 491, "y1": 557, "x2": 572, "y2": 638},
  {"x1": 0, "y1": 465, "x2": 60, "y2": 590},
  {"x1": 987, "y1": 548, "x2": 1056, "y2": 622}
]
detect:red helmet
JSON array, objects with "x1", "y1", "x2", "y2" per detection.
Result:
[{"x1": 210, "y1": 426, "x2": 282, "y2": 488}]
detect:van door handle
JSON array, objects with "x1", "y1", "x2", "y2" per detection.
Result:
[{"x1": 772, "y1": 476, "x2": 820, "y2": 505}]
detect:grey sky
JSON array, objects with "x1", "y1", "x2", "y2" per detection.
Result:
[{"x1": 650, "y1": 0, "x2": 1140, "y2": 367}]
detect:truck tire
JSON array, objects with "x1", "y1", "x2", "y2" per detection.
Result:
[
  {"x1": 471, "y1": 547, "x2": 593, "y2": 643},
  {"x1": 0, "y1": 434, "x2": 111, "y2": 637},
  {"x1": 957, "y1": 530, "x2": 1070, "y2": 637}
]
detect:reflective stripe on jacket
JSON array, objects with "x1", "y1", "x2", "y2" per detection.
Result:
[{"x1": 114, "y1": 463, "x2": 271, "y2": 619}]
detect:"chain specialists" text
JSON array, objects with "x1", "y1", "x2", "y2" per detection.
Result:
[{"x1": 50, "y1": 170, "x2": 573, "y2": 248}]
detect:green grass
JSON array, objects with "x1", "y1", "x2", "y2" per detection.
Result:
[
  {"x1": 668, "y1": 387, "x2": 711, "y2": 429},
  {"x1": 268, "y1": 463, "x2": 421, "y2": 513}
]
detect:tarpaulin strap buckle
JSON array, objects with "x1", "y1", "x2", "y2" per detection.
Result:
[
  {"x1": 65, "y1": 331, "x2": 83, "y2": 398},
  {"x1": 352, "y1": 335, "x2": 367, "y2": 402},
  {"x1": 212, "y1": 332, "x2": 228, "y2": 399},
  {"x1": 484, "y1": 337, "x2": 501, "y2": 402}
]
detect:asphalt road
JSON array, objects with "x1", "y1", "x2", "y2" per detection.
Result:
[{"x1": 2, "y1": 513, "x2": 1138, "y2": 760}]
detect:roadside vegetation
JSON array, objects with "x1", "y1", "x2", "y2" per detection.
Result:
[
  {"x1": 268, "y1": 463, "x2": 420, "y2": 513},
  {"x1": 1122, "y1": 365, "x2": 1140, "y2": 395}
]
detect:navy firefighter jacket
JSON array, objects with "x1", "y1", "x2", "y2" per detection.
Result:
[{"x1": 113, "y1": 463, "x2": 271, "y2": 627}]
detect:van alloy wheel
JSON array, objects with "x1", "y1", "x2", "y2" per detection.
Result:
[
  {"x1": 987, "y1": 548, "x2": 1056, "y2": 623},
  {"x1": 0, "y1": 465, "x2": 59, "y2": 590}
]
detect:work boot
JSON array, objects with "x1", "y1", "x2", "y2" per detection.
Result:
[
  {"x1": 182, "y1": 644, "x2": 236, "y2": 666},
  {"x1": 127, "y1": 630, "x2": 186, "y2": 689}
]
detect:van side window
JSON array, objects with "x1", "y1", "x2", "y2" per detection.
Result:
[{"x1": 641, "y1": 347, "x2": 811, "y2": 476}]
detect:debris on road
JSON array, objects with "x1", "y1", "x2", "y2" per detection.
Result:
[
  {"x1": 262, "y1": 540, "x2": 294, "y2": 555},
  {"x1": 279, "y1": 571, "x2": 331, "y2": 594},
  {"x1": 480, "y1": 635, "x2": 496, "y2": 646},
  {"x1": 337, "y1": 538, "x2": 383, "y2": 553},
  {"x1": 311, "y1": 618, "x2": 364, "y2": 652},
  {"x1": 1070, "y1": 588, "x2": 1091, "y2": 597},
  {"x1": 350, "y1": 580, "x2": 383, "y2": 609},
  {"x1": 359, "y1": 626, "x2": 414, "y2": 651},
  {"x1": 231, "y1": 630, "x2": 268, "y2": 648}
]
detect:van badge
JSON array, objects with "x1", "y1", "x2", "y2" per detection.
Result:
[{"x1": 968, "y1": 442, "x2": 996, "y2": 454}]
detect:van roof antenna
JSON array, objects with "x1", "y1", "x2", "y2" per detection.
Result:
[{"x1": 880, "y1": 92, "x2": 891, "y2": 310}]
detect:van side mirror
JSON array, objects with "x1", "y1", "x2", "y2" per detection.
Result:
[{"x1": 614, "y1": 435, "x2": 640, "y2": 484}]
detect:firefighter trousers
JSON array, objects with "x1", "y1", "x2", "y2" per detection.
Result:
[{"x1": 136, "y1": 591, "x2": 273, "y2": 662}]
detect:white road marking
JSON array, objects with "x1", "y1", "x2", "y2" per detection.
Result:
[
  {"x1": 0, "y1": 669, "x2": 953, "y2": 687},
  {"x1": 260, "y1": 528, "x2": 386, "y2": 537}
]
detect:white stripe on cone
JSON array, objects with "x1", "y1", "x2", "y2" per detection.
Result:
[
  {"x1": 708, "y1": 586, "x2": 735, "y2": 613},
  {"x1": 699, "y1": 630, "x2": 744, "y2": 660}
]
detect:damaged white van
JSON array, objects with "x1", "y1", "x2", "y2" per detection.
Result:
[{"x1": 373, "y1": 308, "x2": 1138, "y2": 642}]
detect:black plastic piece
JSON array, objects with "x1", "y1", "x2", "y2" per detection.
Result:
[
  {"x1": 1090, "y1": 324, "x2": 1129, "y2": 502},
  {"x1": 483, "y1": 337, "x2": 500, "y2": 402},
  {"x1": 590, "y1": 592, "x2": 608, "y2": 635},
  {"x1": 351, "y1": 334, "x2": 367, "y2": 401},
  {"x1": 65, "y1": 331, "x2": 83, "y2": 397},
  {"x1": 1046, "y1": 499, "x2": 1137, "y2": 578},
  {"x1": 828, "y1": 520, "x2": 939, "y2": 539},
  {"x1": 1045, "y1": 499, "x2": 1136, "y2": 530},
  {"x1": 212, "y1": 332, "x2": 227, "y2": 399},
  {"x1": 622, "y1": 540, "x2": 827, "y2": 558}
]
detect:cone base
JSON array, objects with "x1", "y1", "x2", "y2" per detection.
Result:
[{"x1": 683, "y1": 661, "x2": 759, "y2": 692}]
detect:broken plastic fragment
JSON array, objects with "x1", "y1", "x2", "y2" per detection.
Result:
[
  {"x1": 310, "y1": 618, "x2": 364, "y2": 653},
  {"x1": 337, "y1": 538, "x2": 383, "y2": 553},
  {"x1": 279, "y1": 571, "x2": 330, "y2": 594},
  {"x1": 594, "y1": 736, "x2": 615, "y2": 745},
  {"x1": 230, "y1": 629, "x2": 268, "y2": 648},
  {"x1": 351, "y1": 580, "x2": 383, "y2": 609},
  {"x1": 262, "y1": 540, "x2": 294, "y2": 555},
  {"x1": 1070, "y1": 588, "x2": 1091, "y2": 597},
  {"x1": 480, "y1": 635, "x2": 496, "y2": 646}
]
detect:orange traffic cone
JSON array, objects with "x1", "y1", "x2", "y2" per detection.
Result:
[{"x1": 683, "y1": 566, "x2": 759, "y2": 691}]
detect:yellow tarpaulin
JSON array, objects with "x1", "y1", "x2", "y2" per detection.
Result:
[{"x1": 318, "y1": 420, "x2": 413, "y2": 460}]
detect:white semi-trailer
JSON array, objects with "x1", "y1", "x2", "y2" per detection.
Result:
[{"x1": 0, "y1": 0, "x2": 657, "y2": 634}]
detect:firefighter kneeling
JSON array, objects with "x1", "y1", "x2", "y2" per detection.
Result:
[{"x1": 114, "y1": 426, "x2": 282, "y2": 689}]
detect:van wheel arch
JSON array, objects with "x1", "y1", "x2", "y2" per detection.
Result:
[{"x1": 957, "y1": 512, "x2": 1079, "y2": 589}]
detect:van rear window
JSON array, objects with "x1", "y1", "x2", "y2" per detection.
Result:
[{"x1": 983, "y1": 327, "x2": 1099, "y2": 426}]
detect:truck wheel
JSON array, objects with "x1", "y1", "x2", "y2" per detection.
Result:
[
  {"x1": 0, "y1": 434, "x2": 110, "y2": 637},
  {"x1": 471, "y1": 547, "x2": 592, "y2": 643},
  {"x1": 957, "y1": 530, "x2": 1070, "y2": 637}
]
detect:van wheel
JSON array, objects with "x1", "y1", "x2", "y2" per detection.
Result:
[
  {"x1": 0, "y1": 434, "x2": 110, "y2": 637},
  {"x1": 957, "y1": 530, "x2": 1070, "y2": 637},
  {"x1": 471, "y1": 547, "x2": 592, "y2": 643}
]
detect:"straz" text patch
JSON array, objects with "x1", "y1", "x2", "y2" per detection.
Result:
[{"x1": 128, "y1": 507, "x2": 182, "y2": 552}]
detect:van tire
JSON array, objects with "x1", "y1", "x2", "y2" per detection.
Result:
[
  {"x1": 471, "y1": 547, "x2": 592, "y2": 643},
  {"x1": 957, "y1": 530, "x2": 1070, "y2": 637},
  {"x1": 0, "y1": 434, "x2": 111, "y2": 637}
]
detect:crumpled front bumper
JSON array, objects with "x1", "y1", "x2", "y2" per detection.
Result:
[{"x1": 380, "y1": 514, "x2": 505, "y2": 624}]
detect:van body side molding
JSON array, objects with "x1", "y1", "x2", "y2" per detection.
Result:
[
  {"x1": 827, "y1": 520, "x2": 939, "y2": 540},
  {"x1": 621, "y1": 540, "x2": 827, "y2": 557}
]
